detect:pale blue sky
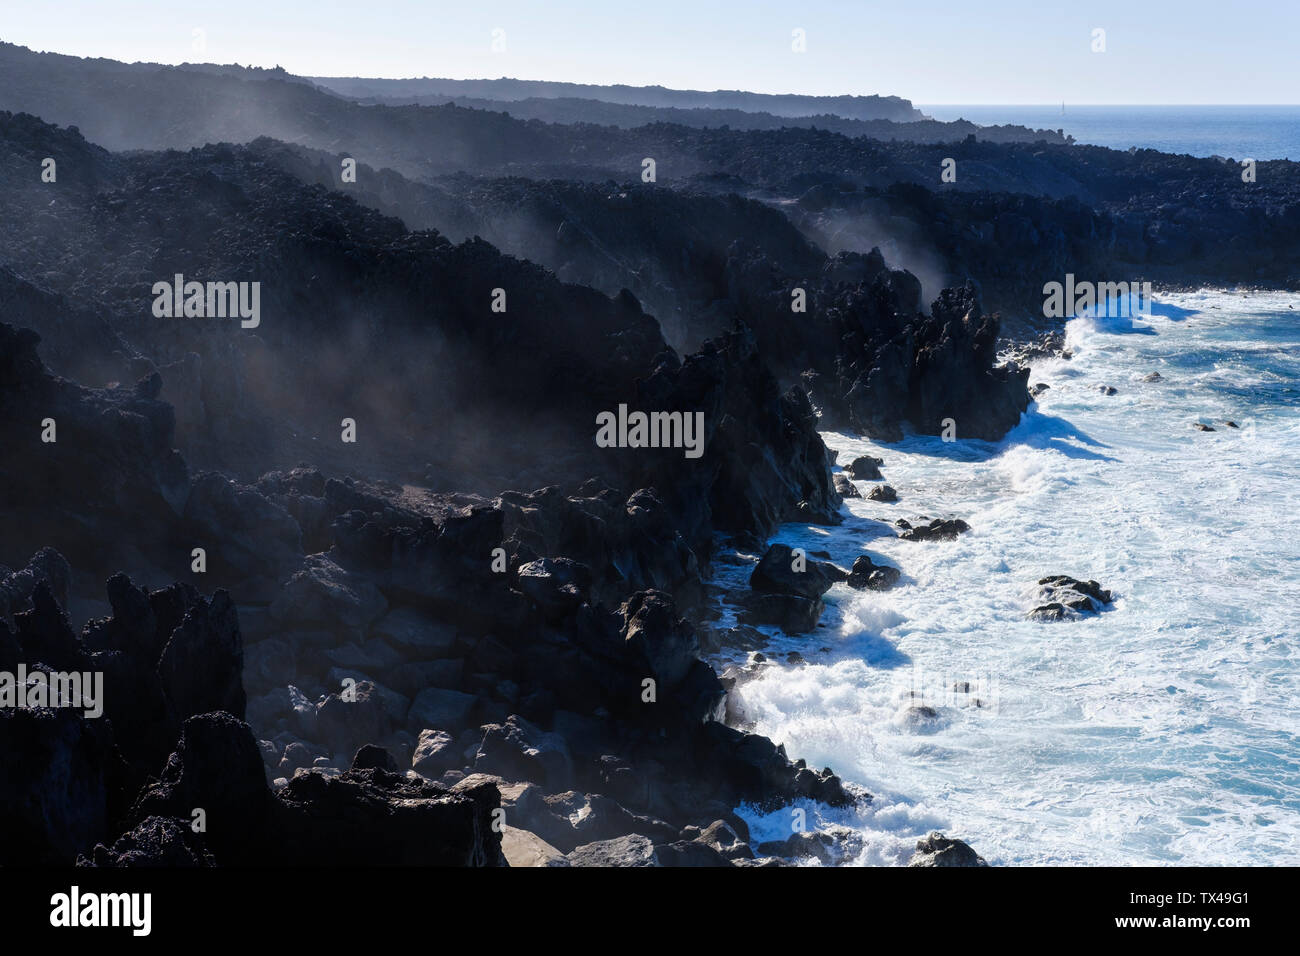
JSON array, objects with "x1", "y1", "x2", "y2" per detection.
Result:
[{"x1": 1, "y1": 0, "x2": 1295, "y2": 104}]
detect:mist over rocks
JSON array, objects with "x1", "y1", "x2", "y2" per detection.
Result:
[
  {"x1": 0, "y1": 322, "x2": 866, "y2": 865},
  {"x1": 6, "y1": 40, "x2": 1296, "y2": 329},
  {"x1": 0, "y1": 111, "x2": 1029, "y2": 456},
  {"x1": 726, "y1": 255, "x2": 1030, "y2": 440}
]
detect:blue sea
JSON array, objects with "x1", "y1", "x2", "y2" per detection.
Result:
[
  {"x1": 716, "y1": 292, "x2": 1300, "y2": 864},
  {"x1": 920, "y1": 105, "x2": 1300, "y2": 160}
]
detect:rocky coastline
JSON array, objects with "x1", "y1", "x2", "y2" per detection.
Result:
[{"x1": 0, "y1": 50, "x2": 1287, "y2": 868}]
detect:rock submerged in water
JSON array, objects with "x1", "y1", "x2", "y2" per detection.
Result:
[
  {"x1": 756, "y1": 827, "x2": 862, "y2": 866},
  {"x1": 1098, "y1": 384, "x2": 1118, "y2": 396},
  {"x1": 1192, "y1": 422, "x2": 1216, "y2": 432},
  {"x1": 1029, "y1": 575, "x2": 1114, "y2": 620},
  {"x1": 1143, "y1": 371, "x2": 1164, "y2": 382},
  {"x1": 1029, "y1": 382, "x2": 1050, "y2": 398},
  {"x1": 867, "y1": 484, "x2": 898, "y2": 503},
  {"x1": 848, "y1": 455, "x2": 884, "y2": 480},
  {"x1": 898, "y1": 517, "x2": 970, "y2": 542},
  {"x1": 833, "y1": 473, "x2": 861, "y2": 498},
  {"x1": 845, "y1": 555, "x2": 901, "y2": 591},
  {"x1": 908, "y1": 831, "x2": 988, "y2": 867}
]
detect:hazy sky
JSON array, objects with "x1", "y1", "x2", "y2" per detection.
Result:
[{"x1": 1, "y1": 0, "x2": 1295, "y2": 104}]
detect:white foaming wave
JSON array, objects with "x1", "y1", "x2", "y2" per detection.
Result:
[{"x1": 728, "y1": 291, "x2": 1300, "y2": 865}]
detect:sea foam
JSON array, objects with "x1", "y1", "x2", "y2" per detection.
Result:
[{"x1": 725, "y1": 292, "x2": 1300, "y2": 865}]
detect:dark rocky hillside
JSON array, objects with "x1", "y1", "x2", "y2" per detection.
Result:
[{"x1": 3, "y1": 39, "x2": 1296, "y2": 328}]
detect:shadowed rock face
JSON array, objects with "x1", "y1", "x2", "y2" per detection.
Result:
[
  {"x1": 0, "y1": 705, "x2": 118, "y2": 866},
  {"x1": 85, "y1": 712, "x2": 508, "y2": 867},
  {"x1": 0, "y1": 327, "x2": 858, "y2": 866},
  {"x1": 0, "y1": 112, "x2": 1036, "y2": 473},
  {"x1": 0, "y1": 323, "x2": 189, "y2": 575},
  {"x1": 726, "y1": 254, "x2": 1030, "y2": 441}
]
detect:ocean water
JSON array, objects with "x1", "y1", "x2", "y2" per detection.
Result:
[
  {"x1": 920, "y1": 105, "x2": 1300, "y2": 160},
  {"x1": 719, "y1": 290, "x2": 1300, "y2": 865}
]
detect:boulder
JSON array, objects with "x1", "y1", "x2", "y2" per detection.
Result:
[
  {"x1": 908, "y1": 831, "x2": 988, "y2": 867},
  {"x1": 371, "y1": 607, "x2": 458, "y2": 657},
  {"x1": 473, "y1": 714, "x2": 573, "y2": 789},
  {"x1": 899, "y1": 518, "x2": 970, "y2": 542},
  {"x1": 408, "y1": 687, "x2": 479, "y2": 734},
  {"x1": 1029, "y1": 575, "x2": 1113, "y2": 620},
  {"x1": 848, "y1": 456, "x2": 884, "y2": 480},
  {"x1": 867, "y1": 484, "x2": 897, "y2": 503},
  {"x1": 833, "y1": 473, "x2": 861, "y2": 498},
  {"x1": 735, "y1": 591, "x2": 824, "y2": 634},
  {"x1": 567, "y1": 833, "x2": 660, "y2": 867},
  {"x1": 845, "y1": 555, "x2": 901, "y2": 591},
  {"x1": 749, "y1": 543, "x2": 845, "y2": 600},
  {"x1": 411, "y1": 729, "x2": 461, "y2": 778},
  {"x1": 270, "y1": 554, "x2": 387, "y2": 637},
  {"x1": 500, "y1": 825, "x2": 569, "y2": 867},
  {"x1": 516, "y1": 558, "x2": 592, "y2": 620}
]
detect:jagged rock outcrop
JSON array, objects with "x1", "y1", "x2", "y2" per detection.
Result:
[{"x1": 87, "y1": 713, "x2": 507, "y2": 866}]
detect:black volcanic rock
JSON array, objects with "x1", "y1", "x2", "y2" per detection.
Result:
[
  {"x1": 849, "y1": 456, "x2": 885, "y2": 480},
  {"x1": 0, "y1": 547, "x2": 71, "y2": 624},
  {"x1": 749, "y1": 543, "x2": 845, "y2": 600},
  {"x1": 516, "y1": 557, "x2": 592, "y2": 621},
  {"x1": 867, "y1": 484, "x2": 898, "y2": 503},
  {"x1": 275, "y1": 766, "x2": 506, "y2": 866},
  {"x1": 98, "y1": 711, "x2": 508, "y2": 866},
  {"x1": 0, "y1": 322, "x2": 189, "y2": 577},
  {"x1": 846, "y1": 555, "x2": 901, "y2": 591},
  {"x1": 156, "y1": 588, "x2": 245, "y2": 731},
  {"x1": 735, "y1": 591, "x2": 825, "y2": 634},
  {"x1": 0, "y1": 706, "x2": 119, "y2": 866},
  {"x1": 9, "y1": 51, "x2": 1242, "y2": 869},
  {"x1": 908, "y1": 831, "x2": 988, "y2": 867},
  {"x1": 80, "y1": 815, "x2": 217, "y2": 867},
  {"x1": 899, "y1": 518, "x2": 971, "y2": 541},
  {"x1": 128, "y1": 712, "x2": 272, "y2": 865},
  {"x1": 1029, "y1": 575, "x2": 1113, "y2": 620}
]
